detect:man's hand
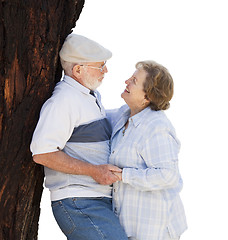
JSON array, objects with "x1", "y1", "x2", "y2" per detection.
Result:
[
  {"x1": 33, "y1": 151, "x2": 122, "y2": 185},
  {"x1": 90, "y1": 164, "x2": 122, "y2": 185}
]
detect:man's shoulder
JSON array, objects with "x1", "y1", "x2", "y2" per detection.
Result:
[
  {"x1": 51, "y1": 80, "x2": 83, "y2": 102},
  {"x1": 40, "y1": 83, "x2": 81, "y2": 115}
]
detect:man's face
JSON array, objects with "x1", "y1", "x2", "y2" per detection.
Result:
[{"x1": 80, "y1": 62, "x2": 108, "y2": 90}]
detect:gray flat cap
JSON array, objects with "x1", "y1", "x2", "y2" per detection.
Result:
[{"x1": 59, "y1": 34, "x2": 112, "y2": 63}]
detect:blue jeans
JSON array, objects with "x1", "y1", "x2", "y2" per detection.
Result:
[{"x1": 51, "y1": 197, "x2": 128, "y2": 240}]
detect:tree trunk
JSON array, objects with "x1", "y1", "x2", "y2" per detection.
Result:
[{"x1": 0, "y1": 0, "x2": 85, "y2": 239}]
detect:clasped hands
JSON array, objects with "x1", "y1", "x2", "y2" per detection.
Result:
[{"x1": 91, "y1": 164, "x2": 123, "y2": 185}]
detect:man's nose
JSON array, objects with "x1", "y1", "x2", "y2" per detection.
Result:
[{"x1": 103, "y1": 66, "x2": 108, "y2": 73}]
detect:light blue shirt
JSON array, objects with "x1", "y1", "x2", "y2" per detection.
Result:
[{"x1": 108, "y1": 105, "x2": 187, "y2": 240}]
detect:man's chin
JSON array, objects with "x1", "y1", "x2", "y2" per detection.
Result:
[{"x1": 91, "y1": 82, "x2": 102, "y2": 91}]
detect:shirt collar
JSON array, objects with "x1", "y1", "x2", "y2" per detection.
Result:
[
  {"x1": 63, "y1": 75, "x2": 91, "y2": 95},
  {"x1": 130, "y1": 107, "x2": 152, "y2": 128}
]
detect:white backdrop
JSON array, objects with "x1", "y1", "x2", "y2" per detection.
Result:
[{"x1": 39, "y1": 0, "x2": 228, "y2": 239}]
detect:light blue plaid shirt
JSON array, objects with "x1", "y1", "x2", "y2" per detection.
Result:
[{"x1": 108, "y1": 105, "x2": 187, "y2": 240}]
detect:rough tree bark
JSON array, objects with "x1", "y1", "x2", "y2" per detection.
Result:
[{"x1": 0, "y1": 0, "x2": 85, "y2": 239}]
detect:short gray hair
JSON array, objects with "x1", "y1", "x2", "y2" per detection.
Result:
[{"x1": 60, "y1": 58, "x2": 77, "y2": 76}]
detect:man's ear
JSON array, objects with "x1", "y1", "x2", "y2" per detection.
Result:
[{"x1": 72, "y1": 64, "x2": 81, "y2": 77}]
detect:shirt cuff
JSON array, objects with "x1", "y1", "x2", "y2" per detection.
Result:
[{"x1": 122, "y1": 168, "x2": 132, "y2": 184}]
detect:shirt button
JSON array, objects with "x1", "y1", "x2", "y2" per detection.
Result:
[{"x1": 112, "y1": 150, "x2": 115, "y2": 154}]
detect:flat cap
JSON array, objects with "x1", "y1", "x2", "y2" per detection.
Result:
[{"x1": 59, "y1": 34, "x2": 112, "y2": 63}]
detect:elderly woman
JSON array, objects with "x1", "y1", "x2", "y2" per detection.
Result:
[{"x1": 108, "y1": 61, "x2": 187, "y2": 240}]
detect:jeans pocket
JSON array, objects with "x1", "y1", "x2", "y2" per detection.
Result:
[{"x1": 51, "y1": 200, "x2": 76, "y2": 236}]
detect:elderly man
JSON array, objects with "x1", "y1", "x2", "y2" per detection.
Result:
[{"x1": 30, "y1": 34, "x2": 128, "y2": 240}]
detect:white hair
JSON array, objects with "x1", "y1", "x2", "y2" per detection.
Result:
[{"x1": 60, "y1": 58, "x2": 80, "y2": 76}]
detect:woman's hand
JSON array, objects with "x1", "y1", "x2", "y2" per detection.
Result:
[{"x1": 112, "y1": 170, "x2": 122, "y2": 181}]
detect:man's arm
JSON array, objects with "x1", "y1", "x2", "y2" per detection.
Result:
[{"x1": 33, "y1": 151, "x2": 121, "y2": 185}]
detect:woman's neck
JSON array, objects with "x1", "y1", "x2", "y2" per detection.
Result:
[{"x1": 130, "y1": 107, "x2": 146, "y2": 117}]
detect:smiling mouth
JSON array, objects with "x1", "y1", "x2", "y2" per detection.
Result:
[{"x1": 125, "y1": 87, "x2": 130, "y2": 93}]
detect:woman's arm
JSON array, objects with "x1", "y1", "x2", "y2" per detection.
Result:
[
  {"x1": 120, "y1": 129, "x2": 181, "y2": 191},
  {"x1": 106, "y1": 105, "x2": 129, "y2": 129}
]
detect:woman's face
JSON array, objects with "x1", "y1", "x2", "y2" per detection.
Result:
[{"x1": 121, "y1": 68, "x2": 150, "y2": 116}]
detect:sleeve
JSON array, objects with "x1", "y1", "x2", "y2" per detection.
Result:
[
  {"x1": 122, "y1": 128, "x2": 181, "y2": 191},
  {"x1": 30, "y1": 95, "x2": 78, "y2": 155},
  {"x1": 106, "y1": 104, "x2": 129, "y2": 129},
  {"x1": 105, "y1": 108, "x2": 120, "y2": 129}
]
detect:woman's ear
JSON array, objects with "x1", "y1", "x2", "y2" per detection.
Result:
[{"x1": 144, "y1": 95, "x2": 150, "y2": 105}]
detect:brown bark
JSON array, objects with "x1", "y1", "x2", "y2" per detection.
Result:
[{"x1": 0, "y1": 0, "x2": 85, "y2": 239}]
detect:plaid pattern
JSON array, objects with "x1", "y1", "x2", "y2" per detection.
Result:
[{"x1": 108, "y1": 106, "x2": 187, "y2": 240}]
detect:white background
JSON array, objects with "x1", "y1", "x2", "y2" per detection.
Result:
[{"x1": 39, "y1": 0, "x2": 228, "y2": 239}]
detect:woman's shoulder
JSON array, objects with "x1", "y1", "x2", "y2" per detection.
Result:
[{"x1": 143, "y1": 110, "x2": 176, "y2": 132}]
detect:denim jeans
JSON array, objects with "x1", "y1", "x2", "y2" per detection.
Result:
[{"x1": 51, "y1": 197, "x2": 128, "y2": 240}]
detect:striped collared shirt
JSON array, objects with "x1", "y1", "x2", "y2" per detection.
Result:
[{"x1": 31, "y1": 75, "x2": 112, "y2": 200}]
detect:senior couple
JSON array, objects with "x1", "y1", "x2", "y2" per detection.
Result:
[{"x1": 31, "y1": 34, "x2": 187, "y2": 240}]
